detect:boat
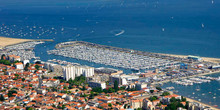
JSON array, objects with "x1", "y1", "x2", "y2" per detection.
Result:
[
  {"x1": 217, "y1": 77, "x2": 220, "y2": 81},
  {"x1": 196, "y1": 89, "x2": 200, "y2": 91},
  {"x1": 115, "y1": 30, "x2": 125, "y2": 36},
  {"x1": 201, "y1": 23, "x2": 204, "y2": 28}
]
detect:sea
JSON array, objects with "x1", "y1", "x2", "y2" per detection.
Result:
[{"x1": 0, "y1": 0, "x2": 219, "y2": 107}]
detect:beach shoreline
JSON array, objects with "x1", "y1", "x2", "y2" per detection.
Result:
[
  {"x1": 0, "y1": 36, "x2": 33, "y2": 48},
  {"x1": 0, "y1": 36, "x2": 53, "y2": 48}
]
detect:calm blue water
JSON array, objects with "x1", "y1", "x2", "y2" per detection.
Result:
[{"x1": 0, "y1": 0, "x2": 220, "y2": 106}]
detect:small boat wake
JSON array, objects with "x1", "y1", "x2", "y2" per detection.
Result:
[{"x1": 110, "y1": 29, "x2": 125, "y2": 36}]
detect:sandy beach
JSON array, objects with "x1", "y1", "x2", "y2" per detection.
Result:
[{"x1": 0, "y1": 36, "x2": 33, "y2": 48}]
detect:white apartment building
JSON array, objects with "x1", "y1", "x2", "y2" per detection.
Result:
[
  {"x1": 63, "y1": 65, "x2": 94, "y2": 81},
  {"x1": 88, "y1": 81, "x2": 106, "y2": 89}
]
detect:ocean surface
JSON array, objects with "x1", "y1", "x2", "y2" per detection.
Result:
[{"x1": 0, "y1": 0, "x2": 220, "y2": 107}]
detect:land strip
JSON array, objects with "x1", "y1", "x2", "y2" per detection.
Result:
[{"x1": 0, "y1": 36, "x2": 53, "y2": 48}]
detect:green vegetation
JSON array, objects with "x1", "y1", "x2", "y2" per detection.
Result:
[
  {"x1": 0, "y1": 94, "x2": 5, "y2": 101},
  {"x1": 35, "y1": 65, "x2": 40, "y2": 70},
  {"x1": 67, "y1": 75, "x2": 86, "y2": 86},
  {"x1": 8, "y1": 90, "x2": 17, "y2": 97},
  {"x1": 26, "y1": 107, "x2": 33, "y2": 110},
  {"x1": 0, "y1": 59, "x2": 11, "y2": 65},
  {"x1": 156, "y1": 87, "x2": 162, "y2": 91},
  {"x1": 150, "y1": 90, "x2": 154, "y2": 93},
  {"x1": 149, "y1": 96, "x2": 158, "y2": 101},
  {"x1": 35, "y1": 61, "x2": 41, "y2": 64},
  {"x1": 108, "y1": 103, "x2": 112, "y2": 107},
  {"x1": 89, "y1": 91, "x2": 94, "y2": 99},
  {"x1": 24, "y1": 63, "x2": 30, "y2": 71},
  {"x1": 165, "y1": 97, "x2": 187, "y2": 110},
  {"x1": 114, "y1": 80, "x2": 119, "y2": 92},
  {"x1": 13, "y1": 60, "x2": 21, "y2": 64},
  {"x1": 92, "y1": 87, "x2": 103, "y2": 93},
  {"x1": 161, "y1": 91, "x2": 170, "y2": 96},
  {"x1": 1, "y1": 54, "x2": 6, "y2": 60}
]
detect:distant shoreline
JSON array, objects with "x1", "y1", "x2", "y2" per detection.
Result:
[{"x1": 0, "y1": 36, "x2": 53, "y2": 48}]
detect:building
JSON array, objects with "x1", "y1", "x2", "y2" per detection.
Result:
[
  {"x1": 15, "y1": 63, "x2": 24, "y2": 70},
  {"x1": 8, "y1": 55, "x2": 21, "y2": 62},
  {"x1": 143, "y1": 99, "x2": 154, "y2": 110},
  {"x1": 110, "y1": 74, "x2": 139, "y2": 85},
  {"x1": 131, "y1": 99, "x2": 143, "y2": 109},
  {"x1": 88, "y1": 81, "x2": 106, "y2": 89},
  {"x1": 23, "y1": 60, "x2": 30, "y2": 66},
  {"x1": 187, "y1": 55, "x2": 202, "y2": 61},
  {"x1": 110, "y1": 75, "x2": 127, "y2": 85},
  {"x1": 63, "y1": 65, "x2": 94, "y2": 81},
  {"x1": 135, "y1": 83, "x2": 148, "y2": 90}
]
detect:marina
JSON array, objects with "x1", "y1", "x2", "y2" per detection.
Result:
[
  {"x1": 171, "y1": 76, "x2": 218, "y2": 86},
  {"x1": 162, "y1": 72, "x2": 220, "y2": 108},
  {"x1": 48, "y1": 41, "x2": 180, "y2": 70},
  {"x1": 0, "y1": 41, "x2": 44, "y2": 60}
]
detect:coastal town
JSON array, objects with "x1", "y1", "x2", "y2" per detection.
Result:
[{"x1": 0, "y1": 39, "x2": 220, "y2": 110}]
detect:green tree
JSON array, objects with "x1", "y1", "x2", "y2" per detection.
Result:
[
  {"x1": 156, "y1": 87, "x2": 162, "y2": 91},
  {"x1": 89, "y1": 91, "x2": 94, "y2": 99},
  {"x1": 35, "y1": 65, "x2": 40, "y2": 70},
  {"x1": 22, "y1": 78, "x2": 25, "y2": 81},
  {"x1": 162, "y1": 91, "x2": 170, "y2": 96},
  {"x1": 82, "y1": 86, "x2": 86, "y2": 91},
  {"x1": 150, "y1": 90, "x2": 154, "y2": 93},
  {"x1": 0, "y1": 59, "x2": 11, "y2": 65},
  {"x1": 35, "y1": 61, "x2": 41, "y2": 64},
  {"x1": 26, "y1": 107, "x2": 33, "y2": 110},
  {"x1": 8, "y1": 90, "x2": 17, "y2": 97},
  {"x1": 114, "y1": 80, "x2": 119, "y2": 92},
  {"x1": 15, "y1": 74, "x2": 19, "y2": 77},
  {"x1": 149, "y1": 96, "x2": 158, "y2": 101},
  {"x1": 24, "y1": 63, "x2": 30, "y2": 71},
  {"x1": 185, "y1": 101, "x2": 189, "y2": 109},
  {"x1": 13, "y1": 60, "x2": 20, "y2": 64},
  {"x1": 108, "y1": 103, "x2": 112, "y2": 107},
  {"x1": 0, "y1": 94, "x2": 5, "y2": 101},
  {"x1": 1, "y1": 54, "x2": 6, "y2": 60},
  {"x1": 170, "y1": 97, "x2": 176, "y2": 102}
]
